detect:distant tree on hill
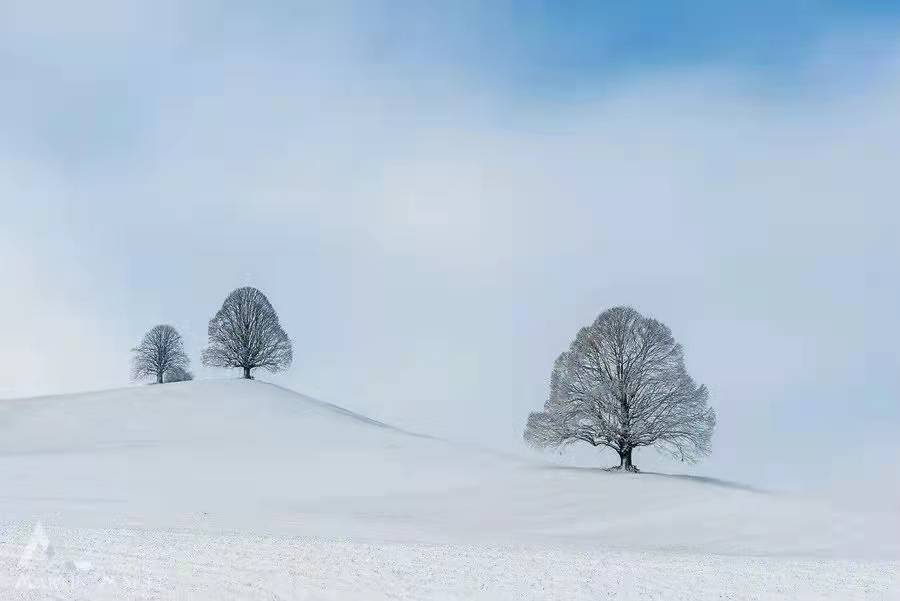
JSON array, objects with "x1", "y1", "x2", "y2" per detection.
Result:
[
  {"x1": 202, "y1": 286, "x2": 292, "y2": 379},
  {"x1": 524, "y1": 306, "x2": 716, "y2": 472},
  {"x1": 164, "y1": 366, "x2": 194, "y2": 383},
  {"x1": 131, "y1": 324, "x2": 191, "y2": 384}
]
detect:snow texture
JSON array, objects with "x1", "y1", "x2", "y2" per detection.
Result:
[{"x1": 0, "y1": 380, "x2": 896, "y2": 599}]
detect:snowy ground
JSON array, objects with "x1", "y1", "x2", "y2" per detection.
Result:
[
  {"x1": 1, "y1": 526, "x2": 896, "y2": 601},
  {"x1": 0, "y1": 380, "x2": 897, "y2": 599}
]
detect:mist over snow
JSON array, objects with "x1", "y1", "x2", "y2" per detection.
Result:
[{"x1": 1, "y1": 1, "x2": 899, "y2": 502}]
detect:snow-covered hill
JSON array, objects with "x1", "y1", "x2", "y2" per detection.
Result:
[{"x1": 0, "y1": 380, "x2": 896, "y2": 599}]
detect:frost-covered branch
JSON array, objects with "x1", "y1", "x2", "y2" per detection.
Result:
[{"x1": 523, "y1": 306, "x2": 716, "y2": 471}]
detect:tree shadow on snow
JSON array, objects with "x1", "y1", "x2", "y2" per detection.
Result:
[
  {"x1": 640, "y1": 471, "x2": 768, "y2": 494},
  {"x1": 537, "y1": 464, "x2": 768, "y2": 494}
]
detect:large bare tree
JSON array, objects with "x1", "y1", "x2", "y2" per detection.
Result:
[
  {"x1": 131, "y1": 324, "x2": 191, "y2": 384},
  {"x1": 524, "y1": 306, "x2": 715, "y2": 471},
  {"x1": 202, "y1": 286, "x2": 293, "y2": 379}
]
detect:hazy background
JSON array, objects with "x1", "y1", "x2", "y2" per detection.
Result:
[{"x1": 1, "y1": 1, "x2": 898, "y2": 495}]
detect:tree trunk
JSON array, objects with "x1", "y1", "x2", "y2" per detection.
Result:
[
  {"x1": 619, "y1": 448, "x2": 634, "y2": 471},
  {"x1": 157, "y1": 372, "x2": 164, "y2": 384},
  {"x1": 243, "y1": 366, "x2": 252, "y2": 379}
]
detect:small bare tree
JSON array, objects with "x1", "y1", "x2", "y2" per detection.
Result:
[
  {"x1": 164, "y1": 366, "x2": 194, "y2": 383},
  {"x1": 131, "y1": 324, "x2": 191, "y2": 384},
  {"x1": 524, "y1": 306, "x2": 715, "y2": 471},
  {"x1": 202, "y1": 286, "x2": 292, "y2": 379}
]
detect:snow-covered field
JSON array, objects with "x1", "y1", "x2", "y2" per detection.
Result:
[{"x1": 0, "y1": 380, "x2": 896, "y2": 599}]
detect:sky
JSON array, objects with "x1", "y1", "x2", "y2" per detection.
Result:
[{"x1": 2, "y1": 1, "x2": 899, "y2": 495}]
